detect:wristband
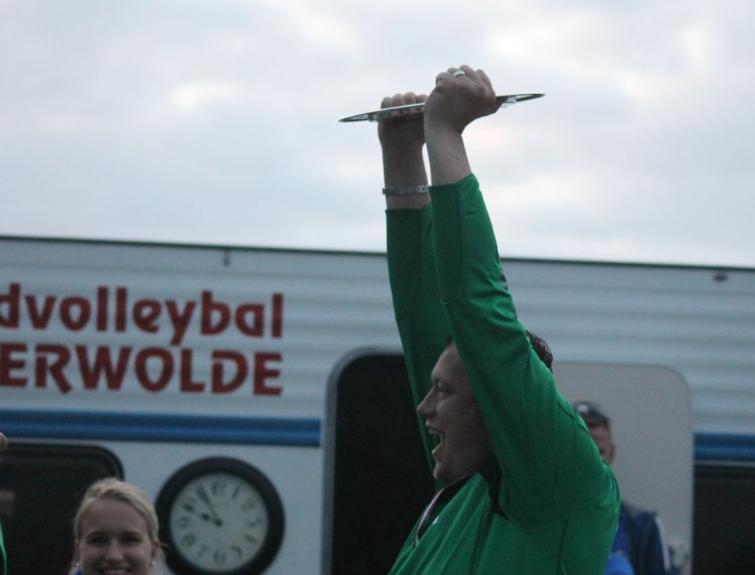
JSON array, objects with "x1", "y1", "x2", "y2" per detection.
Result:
[{"x1": 382, "y1": 184, "x2": 430, "y2": 196}]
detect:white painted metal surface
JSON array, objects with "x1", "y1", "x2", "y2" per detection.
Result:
[
  {"x1": 3, "y1": 239, "x2": 754, "y2": 435},
  {"x1": 506, "y1": 259, "x2": 755, "y2": 435},
  {"x1": 1, "y1": 237, "x2": 754, "y2": 574}
]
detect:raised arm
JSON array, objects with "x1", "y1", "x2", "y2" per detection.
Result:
[
  {"x1": 381, "y1": 93, "x2": 448, "y2": 476},
  {"x1": 423, "y1": 66, "x2": 614, "y2": 528},
  {"x1": 380, "y1": 92, "x2": 430, "y2": 211}
]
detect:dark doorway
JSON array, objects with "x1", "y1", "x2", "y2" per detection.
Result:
[
  {"x1": 0, "y1": 443, "x2": 122, "y2": 575},
  {"x1": 331, "y1": 354, "x2": 434, "y2": 575},
  {"x1": 693, "y1": 463, "x2": 755, "y2": 574}
]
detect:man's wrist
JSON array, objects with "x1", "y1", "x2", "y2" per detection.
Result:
[
  {"x1": 425, "y1": 126, "x2": 470, "y2": 185},
  {"x1": 382, "y1": 184, "x2": 429, "y2": 196},
  {"x1": 382, "y1": 147, "x2": 427, "y2": 190}
]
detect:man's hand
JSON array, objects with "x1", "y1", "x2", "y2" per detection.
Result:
[
  {"x1": 423, "y1": 65, "x2": 500, "y2": 185},
  {"x1": 378, "y1": 92, "x2": 427, "y2": 152},
  {"x1": 424, "y1": 66, "x2": 500, "y2": 136}
]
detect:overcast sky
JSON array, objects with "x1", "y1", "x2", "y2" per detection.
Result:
[{"x1": 2, "y1": 0, "x2": 753, "y2": 267}]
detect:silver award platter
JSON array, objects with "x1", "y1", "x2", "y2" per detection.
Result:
[{"x1": 339, "y1": 93, "x2": 544, "y2": 122}]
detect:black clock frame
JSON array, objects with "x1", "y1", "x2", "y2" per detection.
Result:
[{"x1": 156, "y1": 457, "x2": 285, "y2": 575}]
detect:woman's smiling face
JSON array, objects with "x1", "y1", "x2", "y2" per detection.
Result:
[{"x1": 76, "y1": 499, "x2": 158, "y2": 575}]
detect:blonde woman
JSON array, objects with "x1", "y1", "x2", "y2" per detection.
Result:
[{"x1": 71, "y1": 478, "x2": 161, "y2": 575}]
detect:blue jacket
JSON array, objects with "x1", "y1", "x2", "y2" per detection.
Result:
[
  {"x1": 615, "y1": 502, "x2": 675, "y2": 575},
  {"x1": 605, "y1": 552, "x2": 635, "y2": 575}
]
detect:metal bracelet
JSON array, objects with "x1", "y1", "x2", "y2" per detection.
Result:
[{"x1": 382, "y1": 184, "x2": 430, "y2": 196}]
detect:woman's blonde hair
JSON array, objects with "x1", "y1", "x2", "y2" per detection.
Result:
[{"x1": 73, "y1": 478, "x2": 162, "y2": 564}]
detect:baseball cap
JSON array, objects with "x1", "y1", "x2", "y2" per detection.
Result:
[{"x1": 573, "y1": 401, "x2": 611, "y2": 428}]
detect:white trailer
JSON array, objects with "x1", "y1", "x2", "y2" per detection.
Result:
[{"x1": 1, "y1": 236, "x2": 753, "y2": 575}]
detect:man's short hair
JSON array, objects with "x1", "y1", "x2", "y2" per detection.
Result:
[
  {"x1": 447, "y1": 329, "x2": 554, "y2": 372},
  {"x1": 573, "y1": 401, "x2": 611, "y2": 429},
  {"x1": 526, "y1": 330, "x2": 553, "y2": 372}
]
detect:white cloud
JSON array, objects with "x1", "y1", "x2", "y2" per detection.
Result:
[
  {"x1": 616, "y1": 21, "x2": 722, "y2": 114},
  {"x1": 167, "y1": 82, "x2": 244, "y2": 113},
  {"x1": 254, "y1": 0, "x2": 362, "y2": 56},
  {"x1": 485, "y1": 8, "x2": 613, "y2": 75}
]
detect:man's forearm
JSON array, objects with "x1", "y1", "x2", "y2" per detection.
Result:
[
  {"x1": 425, "y1": 125, "x2": 471, "y2": 186},
  {"x1": 382, "y1": 144, "x2": 430, "y2": 210}
]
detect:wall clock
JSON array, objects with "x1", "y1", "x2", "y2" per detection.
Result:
[{"x1": 156, "y1": 457, "x2": 284, "y2": 575}]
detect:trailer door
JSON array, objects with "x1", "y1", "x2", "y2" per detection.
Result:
[
  {"x1": 325, "y1": 352, "x2": 433, "y2": 575},
  {"x1": 0, "y1": 443, "x2": 122, "y2": 575}
]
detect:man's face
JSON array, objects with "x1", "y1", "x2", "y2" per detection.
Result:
[
  {"x1": 587, "y1": 423, "x2": 615, "y2": 464},
  {"x1": 417, "y1": 343, "x2": 492, "y2": 483}
]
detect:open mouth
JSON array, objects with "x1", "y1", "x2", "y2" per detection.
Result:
[
  {"x1": 427, "y1": 427, "x2": 445, "y2": 459},
  {"x1": 100, "y1": 567, "x2": 130, "y2": 575}
]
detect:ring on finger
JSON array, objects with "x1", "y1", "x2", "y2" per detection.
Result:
[{"x1": 452, "y1": 69, "x2": 466, "y2": 78}]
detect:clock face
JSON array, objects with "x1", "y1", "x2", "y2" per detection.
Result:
[
  {"x1": 157, "y1": 458, "x2": 284, "y2": 575},
  {"x1": 170, "y1": 472, "x2": 269, "y2": 571}
]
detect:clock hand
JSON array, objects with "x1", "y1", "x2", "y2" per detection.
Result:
[{"x1": 197, "y1": 486, "x2": 224, "y2": 526}]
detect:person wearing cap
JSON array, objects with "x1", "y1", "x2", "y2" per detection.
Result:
[
  {"x1": 574, "y1": 402, "x2": 676, "y2": 575},
  {"x1": 379, "y1": 64, "x2": 619, "y2": 574},
  {"x1": 0, "y1": 432, "x2": 7, "y2": 575}
]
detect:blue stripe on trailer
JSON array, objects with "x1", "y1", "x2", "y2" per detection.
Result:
[
  {"x1": 0, "y1": 409, "x2": 321, "y2": 447},
  {"x1": 695, "y1": 432, "x2": 755, "y2": 462}
]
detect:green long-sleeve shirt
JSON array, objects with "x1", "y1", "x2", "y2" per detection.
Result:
[{"x1": 387, "y1": 174, "x2": 619, "y2": 574}]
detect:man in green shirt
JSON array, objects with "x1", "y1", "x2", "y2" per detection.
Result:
[{"x1": 380, "y1": 65, "x2": 620, "y2": 574}]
